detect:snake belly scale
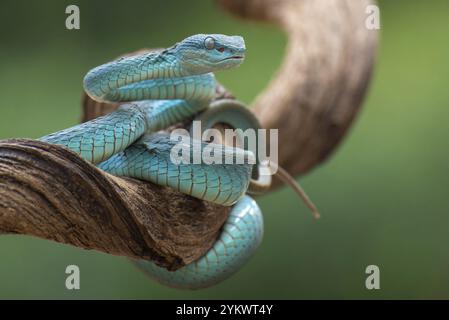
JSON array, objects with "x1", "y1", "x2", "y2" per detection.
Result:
[{"x1": 40, "y1": 34, "x2": 266, "y2": 289}]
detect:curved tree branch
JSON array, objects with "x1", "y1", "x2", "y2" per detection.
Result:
[
  {"x1": 0, "y1": 139, "x2": 228, "y2": 269},
  {"x1": 218, "y1": 0, "x2": 378, "y2": 186},
  {"x1": 0, "y1": 0, "x2": 378, "y2": 268}
]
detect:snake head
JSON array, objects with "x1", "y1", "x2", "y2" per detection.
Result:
[{"x1": 173, "y1": 34, "x2": 246, "y2": 74}]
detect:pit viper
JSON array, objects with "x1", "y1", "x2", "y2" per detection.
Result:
[{"x1": 40, "y1": 34, "x2": 270, "y2": 289}]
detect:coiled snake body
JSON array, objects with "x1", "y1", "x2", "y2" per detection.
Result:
[{"x1": 40, "y1": 34, "x2": 268, "y2": 289}]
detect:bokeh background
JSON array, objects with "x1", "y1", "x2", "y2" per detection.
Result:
[{"x1": 0, "y1": 0, "x2": 448, "y2": 299}]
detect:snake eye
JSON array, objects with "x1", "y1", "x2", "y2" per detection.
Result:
[{"x1": 204, "y1": 37, "x2": 215, "y2": 50}]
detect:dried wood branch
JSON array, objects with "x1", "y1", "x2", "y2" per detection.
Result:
[{"x1": 0, "y1": 0, "x2": 378, "y2": 268}]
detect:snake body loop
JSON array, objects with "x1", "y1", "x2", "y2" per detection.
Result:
[{"x1": 40, "y1": 34, "x2": 267, "y2": 289}]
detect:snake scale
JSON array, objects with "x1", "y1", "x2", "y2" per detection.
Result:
[{"x1": 40, "y1": 34, "x2": 269, "y2": 289}]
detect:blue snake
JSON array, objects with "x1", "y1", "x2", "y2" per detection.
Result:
[{"x1": 39, "y1": 34, "x2": 272, "y2": 289}]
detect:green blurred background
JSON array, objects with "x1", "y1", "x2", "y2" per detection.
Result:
[{"x1": 0, "y1": 0, "x2": 448, "y2": 299}]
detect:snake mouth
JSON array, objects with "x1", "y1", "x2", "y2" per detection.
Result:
[{"x1": 221, "y1": 56, "x2": 244, "y2": 61}]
